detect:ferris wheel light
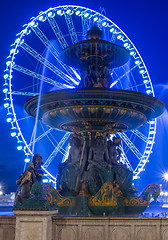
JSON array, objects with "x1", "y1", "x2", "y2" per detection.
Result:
[
  {"x1": 75, "y1": 10, "x2": 81, "y2": 16},
  {"x1": 42, "y1": 179, "x2": 49, "y2": 183},
  {"x1": 3, "y1": 83, "x2": 9, "y2": 94},
  {"x1": 57, "y1": 9, "x2": 64, "y2": 16},
  {"x1": 10, "y1": 49, "x2": 15, "y2": 54},
  {"x1": 6, "y1": 61, "x2": 11, "y2": 67},
  {"x1": 139, "y1": 69, "x2": 145, "y2": 74},
  {"x1": 93, "y1": 16, "x2": 98, "y2": 22},
  {"x1": 135, "y1": 60, "x2": 141, "y2": 65},
  {"x1": 130, "y1": 51, "x2": 135, "y2": 56},
  {"x1": 11, "y1": 127, "x2": 17, "y2": 137},
  {"x1": 124, "y1": 42, "x2": 129, "y2": 47},
  {"x1": 4, "y1": 74, "x2": 9, "y2": 80},
  {"x1": 117, "y1": 34, "x2": 122, "y2": 39},
  {"x1": 39, "y1": 15, "x2": 47, "y2": 22},
  {"x1": 4, "y1": 98, "x2": 10, "y2": 108},
  {"x1": 143, "y1": 79, "x2": 149, "y2": 84},
  {"x1": 29, "y1": 21, "x2": 38, "y2": 27},
  {"x1": 146, "y1": 89, "x2": 152, "y2": 94},
  {"x1": 6, "y1": 113, "x2": 13, "y2": 123},
  {"x1": 4, "y1": 102, "x2": 10, "y2": 108},
  {"x1": 66, "y1": 9, "x2": 73, "y2": 15},
  {"x1": 48, "y1": 11, "x2": 55, "y2": 18},
  {"x1": 84, "y1": 12, "x2": 89, "y2": 18},
  {"x1": 17, "y1": 141, "x2": 23, "y2": 150},
  {"x1": 110, "y1": 27, "x2": 115, "y2": 33},
  {"x1": 24, "y1": 158, "x2": 30, "y2": 163},
  {"x1": 102, "y1": 21, "x2": 107, "y2": 27}
]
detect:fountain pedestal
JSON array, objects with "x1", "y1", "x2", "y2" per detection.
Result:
[{"x1": 14, "y1": 210, "x2": 57, "y2": 240}]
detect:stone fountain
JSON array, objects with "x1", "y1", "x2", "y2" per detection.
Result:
[{"x1": 23, "y1": 26, "x2": 164, "y2": 216}]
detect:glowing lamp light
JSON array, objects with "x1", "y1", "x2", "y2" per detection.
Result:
[
  {"x1": 11, "y1": 127, "x2": 17, "y2": 137},
  {"x1": 165, "y1": 192, "x2": 168, "y2": 196},
  {"x1": 130, "y1": 51, "x2": 135, "y2": 56},
  {"x1": 146, "y1": 89, "x2": 152, "y2": 94},
  {"x1": 139, "y1": 69, "x2": 145, "y2": 74},
  {"x1": 84, "y1": 12, "x2": 89, "y2": 18},
  {"x1": 0, "y1": 191, "x2": 3, "y2": 195},
  {"x1": 6, "y1": 61, "x2": 11, "y2": 67},
  {"x1": 66, "y1": 9, "x2": 73, "y2": 15},
  {"x1": 4, "y1": 102, "x2": 10, "y2": 108},
  {"x1": 15, "y1": 38, "x2": 20, "y2": 44},
  {"x1": 110, "y1": 27, "x2": 115, "y2": 33},
  {"x1": 124, "y1": 42, "x2": 129, "y2": 47},
  {"x1": 93, "y1": 16, "x2": 98, "y2": 22},
  {"x1": 117, "y1": 34, "x2": 122, "y2": 39},
  {"x1": 10, "y1": 49, "x2": 15, "y2": 54},
  {"x1": 4, "y1": 98, "x2": 10, "y2": 108},
  {"x1": 6, "y1": 113, "x2": 13, "y2": 123},
  {"x1": 150, "y1": 121, "x2": 155, "y2": 124},
  {"x1": 57, "y1": 9, "x2": 64, "y2": 16},
  {"x1": 4, "y1": 74, "x2": 9, "y2": 80},
  {"x1": 24, "y1": 158, "x2": 30, "y2": 163},
  {"x1": 143, "y1": 79, "x2": 149, "y2": 84},
  {"x1": 135, "y1": 60, "x2": 140, "y2": 65},
  {"x1": 17, "y1": 146, "x2": 23, "y2": 151},
  {"x1": 75, "y1": 8, "x2": 81, "y2": 16},
  {"x1": 39, "y1": 15, "x2": 46, "y2": 22},
  {"x1": 3, "y1": 83, "x2": 9, "y2": 94},
  {"x1": 102, "y1": 21, "x2": 107, "y2": 27},
  {"x1": 48, "y1": 11, "x2": 55, "y2": 18},
  {"x1": 163, "y1": 173, "x2": 168, "y2": 182},
  {"x1": 29, "y1": 21, "x2": 38, "y2": 27},
  {"x1": 42, "y1": 179, "x2": 49, "y2": 183}
]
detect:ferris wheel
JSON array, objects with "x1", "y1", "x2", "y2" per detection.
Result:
[{"x1": 3, "y1": 5, "x2": 156, "y2": 184}]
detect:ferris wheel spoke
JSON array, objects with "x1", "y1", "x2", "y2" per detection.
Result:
[
  {"x1": 30, "y1": 26, "x2": 59, "y2": 56},
  {"x1": 64, "y1": 13, "x2": 78, "y2": 44},
  {"x1": 28, "y1": 128, "x2": 53, "y2": 147},
  {"x1": 43, "y1": 132, "x2": 70, "y2": 168},
  {"x1": 39, "y1": 122, "x2": 66, "y2": 154},
  {"x1": 13, "y1": 64, "x2": 67, "y2": 89},
  {"x1": 81, "y1": 15, "x2": 89, "y2": 37},
  {"x1": 30, "y1": 26, "x2": 75, "y2": 78},
  {"x1": 47, "y1": 16, "x2": 68, "y2": 49},
  {"x1": 17, "y1": 116, "x2": 33, "y2": 121},
  {"x1": 120, "y1": 146, "x2": 133, "y2": 172},
  {"x1": 20, "y1": 42, "x2": 77, "y2": 86},
  {"x1": 115, "y1": 64, "x2": 138, "y2": 83},
  {"x1": 131, "y1": 129, "x2": 148, "y2": 142},
  {"x1": 118, "y1": 132, "x2": 142, "y2": 160}
]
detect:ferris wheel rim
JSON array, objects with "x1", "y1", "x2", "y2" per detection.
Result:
[{"x1": 3, "y1": 4, "x2": 157, "y2": 182}]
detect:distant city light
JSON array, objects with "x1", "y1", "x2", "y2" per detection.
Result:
[{"x1": 163, "y1": 172, "x2": 168, "y2": 181}]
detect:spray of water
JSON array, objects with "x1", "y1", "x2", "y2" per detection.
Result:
[{"x1": 30, "y1": 49, "x2": 50, "y2": 160}]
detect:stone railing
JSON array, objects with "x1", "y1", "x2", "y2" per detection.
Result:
[
  {"x1": 1, "y1": 215, "x2": 168, "y2": 240},
  {"x1": 52, "y1": 216, "x2": 168, "y2": 240}
]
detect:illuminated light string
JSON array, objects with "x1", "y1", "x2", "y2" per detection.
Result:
[{"x1": 3, "y1": 5, "x2": 156, "y2": 182}]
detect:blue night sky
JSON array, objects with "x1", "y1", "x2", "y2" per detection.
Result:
[{"x1": 0, "y1": 0, "x2": 168, "y2": 193}]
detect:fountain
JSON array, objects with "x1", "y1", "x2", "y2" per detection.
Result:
[{"x1": 23, "y1": 26, "x2": 164, "y2": 216}]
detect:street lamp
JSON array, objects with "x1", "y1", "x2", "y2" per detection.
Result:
[{"x1": 163, "y1": 172, "x2": 168, "y2": 182}]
